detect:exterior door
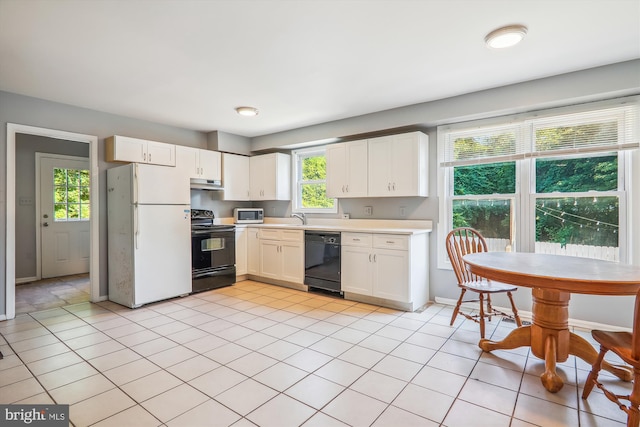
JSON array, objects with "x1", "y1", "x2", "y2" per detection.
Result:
[{"x1": 39, "y1": 155, "x2": 90, "y2": 278}]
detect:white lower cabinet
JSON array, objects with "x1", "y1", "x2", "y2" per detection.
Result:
[
  {"x1": 235, "y1": 226, "x2": 248, "y2": 276},
  {"x1": 247, "y1": 228, "x2": 260, "y2": 275},
  {"x1": 341, "y1": 232, "x2": 428, "y2": 310},
  {"x1": 258, "y1": 229, "x2": 304, "y2": 284}
]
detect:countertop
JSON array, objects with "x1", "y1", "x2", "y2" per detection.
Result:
[{"x1": 224, "y1": 218, "x2": 433, "y2": 235}]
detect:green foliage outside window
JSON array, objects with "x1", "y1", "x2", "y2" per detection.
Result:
[
  {"x1": 300, "y1": 155, "x2": 334, "y2": 209},
  {"x1": 54, "y1": 168, "x2": 90, "y2": 221},
  {"x1": 451, "y1": 123, "x2": 619, "y2": 247}
]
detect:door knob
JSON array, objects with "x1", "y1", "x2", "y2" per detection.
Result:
[{"x1": 43, "y1": 222, "x2": 49, "y2": 227}]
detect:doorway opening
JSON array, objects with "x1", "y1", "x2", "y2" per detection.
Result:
[{"x1": 6, "y1": 124, "x2": 100, "y2": 320}]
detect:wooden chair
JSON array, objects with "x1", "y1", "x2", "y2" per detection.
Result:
[
  {"x1": 445, "y1": 227, "x2": 522, "y2": 338},
  {"x1": 582, "y1": 288, "x2": 640, "y2": 427}
]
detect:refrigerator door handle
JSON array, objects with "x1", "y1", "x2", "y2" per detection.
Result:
[
  {"x1": 133, "y1": 163, "x2": 139, "y2": 204},
  {"x1": 134, "y1": 204, "x2": 139, "y2": 249}
]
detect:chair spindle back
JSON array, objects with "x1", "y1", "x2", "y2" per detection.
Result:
[{"x1": 445, "y1": 227, "x2": 488, "y2": 285}]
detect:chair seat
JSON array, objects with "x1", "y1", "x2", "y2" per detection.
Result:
[
  {"x1": 592, "y1": 330, "x2": 639, "y2": 368},
  {"x1": 460, "y1": 279, "x2": 518, "y2": 294}
]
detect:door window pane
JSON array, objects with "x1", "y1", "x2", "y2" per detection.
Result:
[{"x1": 53, "y1": 167, "x2": 90, "y2": 222}]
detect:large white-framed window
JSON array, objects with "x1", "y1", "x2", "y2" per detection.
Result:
[
  {"x1": 437, "y1": 99, "x2": 639, "y2": 269},
  {"x1": 292, "y1": 147, "x2": 337, "y2": 213}
]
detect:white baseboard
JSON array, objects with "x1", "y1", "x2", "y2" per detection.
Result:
[
  {"x1": 434, "y1": 296, "x2": 631, "y2": 333},
  {"x1": 16, "y1": 276, "x2": 38, "y2": 285}
]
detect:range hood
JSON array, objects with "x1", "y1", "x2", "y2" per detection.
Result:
[{"x1": 190, "y1": 178, "x2": 224, "y2": 191}]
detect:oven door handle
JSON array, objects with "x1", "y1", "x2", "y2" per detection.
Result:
[{"x1": 191, "y1": 229, "x2": 235, "y2": 235}]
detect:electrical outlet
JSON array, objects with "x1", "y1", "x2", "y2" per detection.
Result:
[
  {"x1": 364, "y1": 206, "x2": 373, "y2": 216},
  {"x1": 400, "y1": 206, "x2": 406, "y2": 217}
]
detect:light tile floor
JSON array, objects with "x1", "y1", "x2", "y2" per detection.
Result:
[
  {"x1": 0, "y1": 280, "x2": 632, "y2": 426},
  {"x1": 15, "y1": 274, "x2": 90, "y2": 315}
]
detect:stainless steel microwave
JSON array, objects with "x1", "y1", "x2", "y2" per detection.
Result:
[{"x1": 234, "y1": 208, "x2": 264, "y2": 224}]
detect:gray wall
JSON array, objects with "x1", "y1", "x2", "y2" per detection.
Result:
[
  {"x1": 0, "y1": 90, "x2": 207, "y2": 311},
  {"x1": 15, "y1": 134, "x2": 90, "y2": 279}
]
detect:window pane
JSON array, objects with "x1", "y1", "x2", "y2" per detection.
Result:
[
  {"x1": 67, "y1": 186, "x2": 80, "y2": 203},
  {"x1": 54, "y1": 204, "x2": 67, "y2": 220},
  {"x1": 80, "y1": 186, "x2": 90, "y2": 202},
  {"x1": 54, "y1": 186, "x2": 66, "y2": 202},
  {"x1": 536, "y1": 155, "x2": 617, "y2": 193},
  {"x1": 54, "y1": 168, "x2": 66, "y2": 185},
  {"x1": 535, "y1": 196, "x2": 619, "y2": 260},
  {"x1": 535, "y1": 121, "x2": 617, "y2": 152},
  {"x1": 302, "y1": 156, "x2": 326, "y2": 180},
  {"x1": 52, "y1": 167, "x2": 90, "y2": 221},
  {"x1": 453, "y1": 132, "x2": 517, "y2": 161},
  {"x1": 79, "y1": 170, "x2": 90, "y2": 186},
  {"x1": 68, "y1": 204, "x2": 80, "y2": 219},
  {"x1": 452, "y1": 199, "x2": 512, "y2": 248},
  {"x1": 301, "y1": 183, "x2": 334, "y2": 209},
  {"x1": 81, "y1": 204, "x2": 90, "y2": 219},
  {"x1": 68, "y1": 170, "x2": 80, "y2": 186},
  {"x1": 453, "y1": 162, "x2": 515, "y2": 195}
]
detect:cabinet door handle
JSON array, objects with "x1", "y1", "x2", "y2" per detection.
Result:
[
  {"x1": 342, "y1": 185, "x2": 345, "y2": 193},
  {"x1": 353, "y1": 238, "x2": 360, "y2": 241},
  {"x1": 386, "y1": 241, "x2": 394, "y2": 244},
  {"x1": 149, "y1": 153, "x2": 151, "y2": 162},
  {"x1": 392, "y1": 182, "x2": 396, "y2": 191},
  {"x1": 369, "y1": 254, "x2": 372, "y2": 262},
  {"x1": 373, "y1": 254, "x2": 377, "y2": 262},
  {"x1": 346, "y1": 185, "x2": 349, "y2": 192},
  {"x1": 387, "y1": 183, "x2": 391, "y2": 191}
]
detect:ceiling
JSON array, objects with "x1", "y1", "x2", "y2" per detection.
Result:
[{"x1": 1, "y1": 0, "x2": 639, "y2": 138}]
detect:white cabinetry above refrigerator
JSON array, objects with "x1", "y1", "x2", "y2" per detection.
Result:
[{"x1": 106, "y1": 135, "x2": 176, "y2": 166}]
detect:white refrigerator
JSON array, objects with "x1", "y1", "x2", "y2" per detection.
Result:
[{"x1": 107, "y1": 163, "x2": 191, "y2": 308}]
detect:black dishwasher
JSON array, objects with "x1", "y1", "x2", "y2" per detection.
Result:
[{"x1": 304, "y1": 231, "x2": 341, "y2": 294}]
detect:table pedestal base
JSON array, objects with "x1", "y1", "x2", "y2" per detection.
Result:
[{"x1": 479, "y1": 288, "x2": 633, "y2": 393}]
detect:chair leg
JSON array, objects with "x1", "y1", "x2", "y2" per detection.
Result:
[
  {"x1": 582, "y1": 346, "x2": 607, "y2": 399},
  {"x1": 478, "y1": 293, "x2": 486, "y2": 339},
  {"x1": 507, "y1": 292, "x2": 522, "y2": 327},
  {"x1": 450, "y1": 289, "x2": 466, "y2": 326},
  {"x1": 628, "y1": 367, "x2": 640, "y2": 427}
]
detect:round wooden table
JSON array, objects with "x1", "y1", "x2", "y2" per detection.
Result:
[{"x1": 463, "y1": 252, "x2": 640, "y2": 393}]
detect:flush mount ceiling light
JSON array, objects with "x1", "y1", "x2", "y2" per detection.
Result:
[
  {"x1": 235, "y1": 106, "x2": 259, "y2": 117},
  {"x1": 485, "y1": 25, "x2": 528, "y2": 49}
]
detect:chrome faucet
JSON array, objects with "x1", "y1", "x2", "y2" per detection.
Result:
[{"x1": 291, "y1": 212, "x2": 306, "y2": 225}]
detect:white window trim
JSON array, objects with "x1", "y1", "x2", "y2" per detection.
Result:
[
  {"x1": 292, "y1": 146, "x2": 338, "y2": 214},
  {"x1": 437, "y1": 97, "x2": 639, "y2": 270}
]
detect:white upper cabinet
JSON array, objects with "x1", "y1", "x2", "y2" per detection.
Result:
[
  {"x1": 198, "y1": 149, "x2": 221, "y2": 181},
  {"x1": 106, "y1": 135, "x2": 176, "y2": 166},
  {"x1": 222, "y1": 153, "x2": 251, "y2": 201},
  {"x1": 250, "y1": 153, "x2": 291, "y2": 200},
  {"x1": 176, "y1": 146, "x2": 221, "y2": 181},
  {"x1": 326, "y1": 140, "x2": 368, "y2": 198},
  {"x1": 368, "y1": 132, "x2": 429, "y2": 197}
]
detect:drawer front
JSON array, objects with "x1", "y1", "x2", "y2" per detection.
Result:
[
  {"x1": 259, "y1": 228, "x2": 281, "y2": 240},
  {"x1": 281, "y1": 229, "x2": 303, "y2": 242},
  {"x1": 342, "y1": 232, "x2": 372, "y2": 247},
  {"x1": 373, "y1": 234, "x2": 408, "y2": 250}
]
